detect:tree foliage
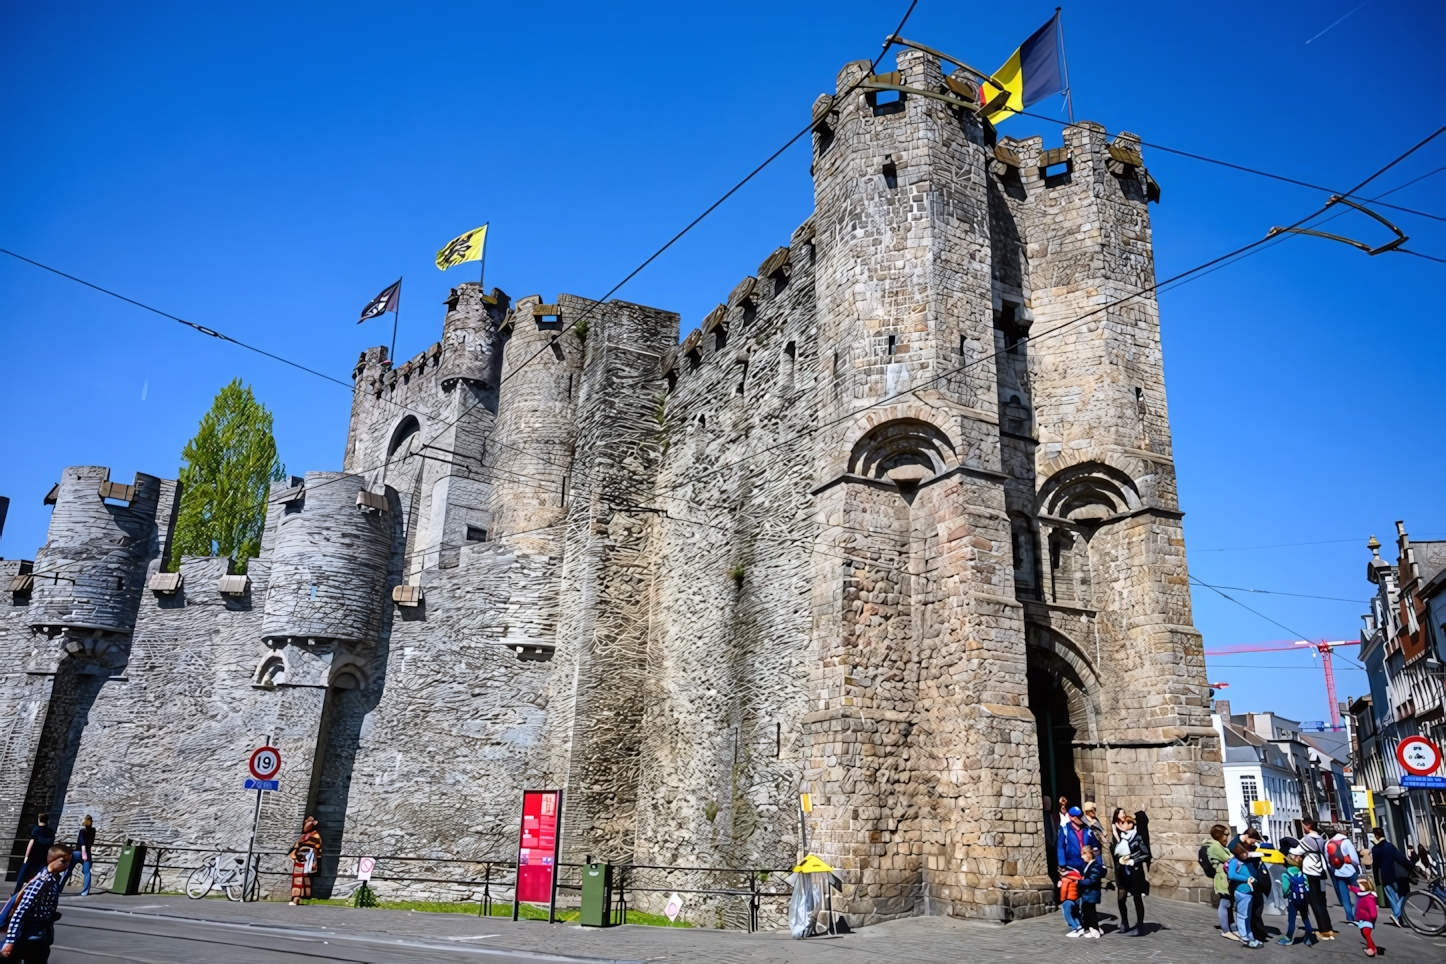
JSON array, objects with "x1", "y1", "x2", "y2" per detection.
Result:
[{"x1": 171, "y1": 379, "x2": 285, "y2": 573}]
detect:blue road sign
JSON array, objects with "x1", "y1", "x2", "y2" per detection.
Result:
[
  {"x1": 244, "y1": 779, "x2": 279, "y2": 791},
  {"x1": 1400, "y1": 775, "x2": 1446, "y2": 789}
]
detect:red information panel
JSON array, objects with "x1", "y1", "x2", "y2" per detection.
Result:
[{"x1": 516, "y1": 790, "x2": 561, "y2": 905}]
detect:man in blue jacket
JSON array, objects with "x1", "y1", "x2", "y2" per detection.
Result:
[
  {"x1": 1057, "y1": 806, "x2": 1099, "y2": 874},
  {"x1": 1370, "y1": 827, "x2": 1413, "y2": 925}
]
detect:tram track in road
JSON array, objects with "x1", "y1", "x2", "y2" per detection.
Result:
[{"x1": 55, "y1": 904, "x2": 636, "y2": 964}]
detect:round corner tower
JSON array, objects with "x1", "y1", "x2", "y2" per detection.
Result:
[{"x1": 261, "y1": 472, "x2": 394, "y2": 646}]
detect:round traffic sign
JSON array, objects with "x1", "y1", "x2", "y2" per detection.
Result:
[
  {"x1": 250, "y1": 746, "x2": 282, "y2": 780},
  {"x1": 1396, "y1": 735, "x2": 1441, "y2": 776}
]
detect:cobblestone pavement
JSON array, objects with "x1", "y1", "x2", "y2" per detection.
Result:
[{"x1": 61, "y1": 893, "x2": 1446, "y2": 964}]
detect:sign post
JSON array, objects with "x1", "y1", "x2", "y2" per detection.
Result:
[
  {"x1": 244, "y1": 744, "x2": 282, "y2": 901},
  {"x1": 513, "y1": 790, "x2": 563, "y2": 924}
]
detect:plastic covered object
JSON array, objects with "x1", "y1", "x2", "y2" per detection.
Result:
[{"x1": 788, "y1": 870, "x2": 825, "y2": 939}]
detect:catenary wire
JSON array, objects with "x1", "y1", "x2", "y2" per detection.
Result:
[
  {"x1": 13, "y1": 0, "x2": 925, "y2": 535},
  {"x1": 39, "y1": 122, "x2": 1440, "y2": 589},
  {"x1": 1153, "y1": 166, "x2": 1446, "y2": 297},
  {"x1": 1190, "y1": 575, "x2": 1367, "y2": 671},
  {"x1": 391, "y1": 0, "x2": 922, "y2": 464},
  {"x1": 1008, "y1": 109, "x2": 1445, "y2": 223},
  {"x1": 651, "y1": 123, "x2": 1446, "y2": 497}
]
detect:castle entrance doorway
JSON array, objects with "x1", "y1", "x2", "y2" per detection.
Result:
[
  {"x1": 1025, "y1": 625, "x2": 1100, "y2": 818},
  {"x1": 1027, "y1": 658, "x2": 1080, "y2": 807}
]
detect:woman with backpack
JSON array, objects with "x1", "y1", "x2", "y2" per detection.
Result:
[
  {"x1": 1326, "y1": 828, "x2": 1362, "y2": 923},
  {"x1": 1202, "y1": 825, "x2": 1236, "y2": 940}
]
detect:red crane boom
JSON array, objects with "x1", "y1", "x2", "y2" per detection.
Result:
[{"x1": 1202, "y1": 639, "x2": 1359, "y2": 727}]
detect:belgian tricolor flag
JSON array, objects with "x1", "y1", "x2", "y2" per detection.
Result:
[{"x1": 980, "y1": 12, "x2": 1066, "y2": 125}]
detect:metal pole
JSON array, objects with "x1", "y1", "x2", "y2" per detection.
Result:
[
  {"x1": 243, "y1": 736, "x2": 270, "y2": 902},
  {"x1": 479, "y1": 224, "x2": 488, "y2": 297},
  {"x1": 1055, "y1": 7, "x2": 1074, "y2": 124},
  {"x1": 389, "y1": 277, "x2": 402, "y2": 366},
  {"x1": 548, "y1": 789, "x2": 562, "y2": 925}
]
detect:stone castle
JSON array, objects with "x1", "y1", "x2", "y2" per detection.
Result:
[{"x1": 1, "y1": 50, "x2": 1225, "y2": 921}]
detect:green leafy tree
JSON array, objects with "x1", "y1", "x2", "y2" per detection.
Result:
[{"x1": 171, "y1": 379, "x2": 285, "y2": 572}]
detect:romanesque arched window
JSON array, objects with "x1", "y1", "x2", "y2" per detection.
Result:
[{"x1": 847, "y1": 418, "x2": 955, "y2": 482}]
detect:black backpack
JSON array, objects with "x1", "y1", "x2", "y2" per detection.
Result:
[{"x1": 1198, "y1": 844, "x2": 1216, "y2": 879}]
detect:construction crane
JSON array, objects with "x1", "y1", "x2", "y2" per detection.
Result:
[{"x1": 1202, "y1": 639, "x2": 1360, "y2": 728}]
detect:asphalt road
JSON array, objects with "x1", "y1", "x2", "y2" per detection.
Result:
[{"x1": 49, "y1": 904, "x2": 635, "y2": 964}]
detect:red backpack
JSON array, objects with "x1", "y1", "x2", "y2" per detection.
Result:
[{"x1": 1326, "y1": 837, "x2": 1347, "y2": 870}]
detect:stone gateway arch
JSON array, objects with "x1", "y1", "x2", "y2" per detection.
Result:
[{"x1": 0, "y1": 48, "x2": 1224, "y2": 921}]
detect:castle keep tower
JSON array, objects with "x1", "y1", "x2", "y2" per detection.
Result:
[{"x1": 1, "y1": 45, "x2": 1222, "y2": 925}]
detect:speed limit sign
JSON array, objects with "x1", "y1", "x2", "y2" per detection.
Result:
[{"x1": 249, "y1": 745, "x2": 282, "y2": 780}]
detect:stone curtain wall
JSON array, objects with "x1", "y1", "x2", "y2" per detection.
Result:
[{"x1": 1, "y1": 48, "x2": 1224, "y2": 917}]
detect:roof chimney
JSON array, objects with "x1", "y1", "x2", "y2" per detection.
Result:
[{"x1": 1214, "y1": 699, "x2": 1231, "y2": 719}]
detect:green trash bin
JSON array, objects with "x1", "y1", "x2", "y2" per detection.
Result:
[
  {"x1": 578, "y1": 861, "x2": 614, "y2": 927},
  {"x1": 110, "y1": 841, "x2": 146, "y2": 895}
]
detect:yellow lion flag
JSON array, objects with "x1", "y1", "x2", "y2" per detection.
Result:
[{"x1": 435, "y1": 224, "x2": 488, "y2": 270}]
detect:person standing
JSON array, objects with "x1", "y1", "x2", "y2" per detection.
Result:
[
  {"x1": 1327, "y1": 826, "x2": 1363, "y2": 923},
  {"x1": 10, "y1": 817, "x2": 55, "y2": 895},
  {"x1": 1056, "y1": 807, "x2": 1097, "y2": 875},
  {"x1": 1204, "y1": 824, "x2": 1237, "y2": 940},
  {"x1": 1369, "y1": 826, "x2": 1412, "y2": 925},
  {"x1": 1299, "y1": 819, "x2": 1337, "y2": 939},
  {"x1": 1278, "y1": 847, "x2": 1316, "y2": 946},
  {"x1": 1076, "y1": 844, "x2": 1106, "y2": 939},
  {"x1": 1, "y1": 844, "x2": 69, "y2": 962},
  {"x1": 1111, "y1": 811, "x2": 1150, "y2": 935},
  {"x1": 287, "y1": 816, "x2": 322, "y2": 906},
  {"x1": 1081, "y1": 802, "x2": 1106, "y2": 841},
  {"x1": 1227, "y1": 842, "x2": 1264, "y2": 948},
  {"x1": 59, "y1": 817, "x2": 94, "y2": 897}
]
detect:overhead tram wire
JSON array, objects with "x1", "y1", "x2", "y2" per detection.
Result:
[
  {"x1": 1008, "y1": 109, "x2": 1446, "y2": 223},
  {"x1": 651, "y1": 123, "x2": 1446, "y2": 498},
  {"x1": 0, "y1": 248, "x2": 357, "y2": 389},
  {"x1": 1153, "y1": 166, "x2": 1446, "y2": 298},
  {"x1": 10, "y1": 2, "x2": 927, "y2": 580},
  {"x1": 0, "y1": 250, "x2": 575, "y2": 478},
  {"x1": 8, "y1": 21, "x2": 1437, "y2": 571},
  {"x1": 393, "y1": 0, "x2": 923, "y2": 466},
  {"x1": 1190, "y1": 576, "x2": 1368, "y2": 672}
]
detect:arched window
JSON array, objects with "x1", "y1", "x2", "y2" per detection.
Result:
[
  {"x1": 847, "y1": 418, "x2": 955, "y2": 482},
  {"x1": 388, "y1": 416, "x2": 420, "y2": 457}
]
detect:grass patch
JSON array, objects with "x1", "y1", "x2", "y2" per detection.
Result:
[{"x1": 307, "y1": 899, "x2": 691, "y2": 926}]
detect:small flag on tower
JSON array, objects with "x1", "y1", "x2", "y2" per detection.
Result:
[
  {"x1": 979, "y1": 12, "x2": 1066, "y2": 125},
  {"x1": 435, "y1": 224, "x2": 488, "y2": 270},
  {"x1": 358, "y1": 279, "x2": 401, "y2": 324}
]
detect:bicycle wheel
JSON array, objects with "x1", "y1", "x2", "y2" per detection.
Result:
[
  {"x1": 224, "y1": 861, "x2": 258, "y2": 902},
  {"x1": 1402, "y1": 889, "x2": 1446, "y2": 936},
  {"x1": 222, "y1": 860, "x2": 252, "y2": 902},
  {"x1": 185, "y1": 863, "x2": 214, "y2": 900}
]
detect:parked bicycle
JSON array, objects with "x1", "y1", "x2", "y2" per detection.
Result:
[
  {"x1": 185, "y1": 853, "x2": 256, "y2": 901},
  {"x1": 1402, "y1": 874, "x2": 1446, "y2": 937}
]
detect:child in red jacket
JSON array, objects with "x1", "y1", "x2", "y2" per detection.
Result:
[{"x1": 1350, "y1": 878, "x2": 1379, "y2": 956}]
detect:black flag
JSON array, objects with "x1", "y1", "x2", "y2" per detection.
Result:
[{"x1": 358, "y1": 279, "x2": 401, "y2": 323}]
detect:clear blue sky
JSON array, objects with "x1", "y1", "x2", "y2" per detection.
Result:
[{"x1": 3, "y1": 1, "x2": 1443, "y2": 723}]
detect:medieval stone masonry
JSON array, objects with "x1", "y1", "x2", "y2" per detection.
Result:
[{"x1": 0, "y1": 50, "x2": 1224, "y2": 922}]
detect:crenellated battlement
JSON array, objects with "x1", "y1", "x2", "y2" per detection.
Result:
[{"x1": 4, "y1": 48, "x2": 1216, "y2": 923}]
